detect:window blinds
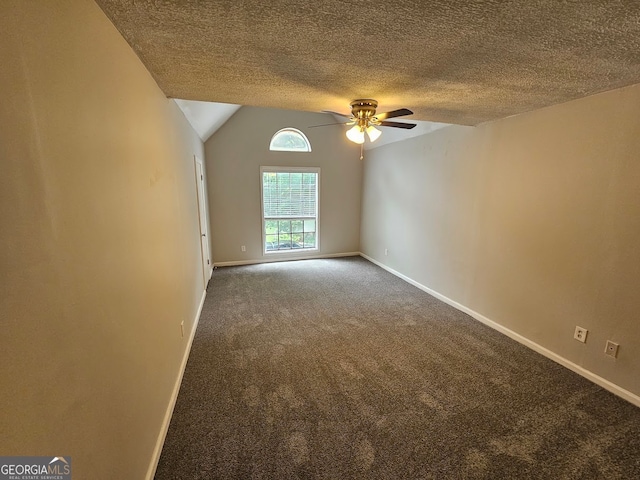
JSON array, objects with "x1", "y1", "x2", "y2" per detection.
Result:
[{"x1": 263, "y1": 172, "x2": 317, "y2": 218}]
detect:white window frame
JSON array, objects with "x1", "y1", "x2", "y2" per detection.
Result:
[
  {"x1": 260, "y1": 166, "x2": 320, "y2": 256},
  {"x1": 269, "y1": 128, "x2": 312, "y2": 152}
]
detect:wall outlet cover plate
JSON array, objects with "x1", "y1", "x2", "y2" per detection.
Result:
[
  {"x1": 605, "y1": 340, "x2": 619, "y2": 358},
  {"x1": 574, "y1": 326, "x2": 588, "y2": 343}
]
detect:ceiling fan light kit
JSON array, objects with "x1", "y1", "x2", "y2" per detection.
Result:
[{"x1": 346, "y1": 124, "x2": 382, "y2": 144}]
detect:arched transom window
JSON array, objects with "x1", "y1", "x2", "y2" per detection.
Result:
[{"x1": 269, "y1": 128, "x2": 312, "y2": 152}]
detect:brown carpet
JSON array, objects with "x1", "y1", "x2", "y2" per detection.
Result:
[{"x1": 155, "y1": 256, "x2": 640, "y2": 479}]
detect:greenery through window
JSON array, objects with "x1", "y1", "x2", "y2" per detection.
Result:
[
  {"x1": 269, "y1": 128, "x2": 312, "y2": 152},
  {"x1": 261, "y1": 167, "x2": 319, "y2": 253}
]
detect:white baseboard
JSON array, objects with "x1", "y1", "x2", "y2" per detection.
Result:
[
  {"x1": 146, "y1": 289, "x2": 207, "y2": 480},
  {"x1": 214, "y1": 251, "x2": 360, "y2": 268},
  {"x1": 359, "y1": 253, "x2": 640, "y2": 408}
]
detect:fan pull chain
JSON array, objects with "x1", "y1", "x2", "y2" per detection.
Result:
[{"x1": 360, "y1": 143, "x2": 364, "y2": 161}]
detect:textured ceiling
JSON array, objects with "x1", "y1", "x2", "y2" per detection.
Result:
[{"x1": 95, "y1": 1, "x2": 640, "y2": 125}]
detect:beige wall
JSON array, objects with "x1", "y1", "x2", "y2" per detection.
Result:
[
  {"x1": 0, "y1": 1, "x2": 206, "y2": 478},
  {"x1": 361, "y1": 83, "x2": 640, "y2": 399},
  {"x1": 205, "y1": 106, "x2": 362, "y2": 264}
]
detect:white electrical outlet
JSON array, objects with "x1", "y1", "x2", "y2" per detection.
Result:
[
  {"x1": 384, "y1": 248, "x2": 388, "y2": 256},
  {"x1": 605, "y1": 340, "x2": 619, "y2": 358},
  {"x1": 574, "y1": 326, "x2": 588, "y2": 343},
  {"x1": 241, "y1": 245, "x2": 246, "y2": 252},
  {"x1": 180, "y1": 321, "x2": 184, "y2": 338}
]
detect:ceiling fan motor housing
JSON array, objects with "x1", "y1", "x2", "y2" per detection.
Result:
[{"x1": 350, "y1": 99, "x2": 378, "y2": 120}]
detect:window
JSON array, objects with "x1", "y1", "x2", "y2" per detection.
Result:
[
  {"x1": 261, "y1": 167, "x2": 319, "y2": 254},
  {"x1": 269, "y1": 128, "x2": 312, "y2": 152}
]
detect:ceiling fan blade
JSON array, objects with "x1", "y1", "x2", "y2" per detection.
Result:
[
  {"x1": 308, "y1": 122, "x2": 351, "y2": 128},
  {"x1": 379, "y1": 121, "x2": 417, "y2": 129},
  {"x1": 374, "y1": 108, "x2": 413, "y2": 121},
  {"x1": 322, "y1": 110, "x2": 351, "y2": 118}
]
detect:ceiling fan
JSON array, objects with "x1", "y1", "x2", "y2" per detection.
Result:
[{"x1": 311, "y1": 99, "x2": 417, "y2": 144}]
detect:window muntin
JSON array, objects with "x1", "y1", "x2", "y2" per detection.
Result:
[
  {"x1": 261, "y1": 167, "x2": 319, "y2": 254},
  {"x1": 269, "y1": 128, "x2": 312, "y2": 152}
]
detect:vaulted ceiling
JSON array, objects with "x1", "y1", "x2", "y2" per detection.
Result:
[{"x1": 95, "y1": 1, "x2": 640, "y2": 126}]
